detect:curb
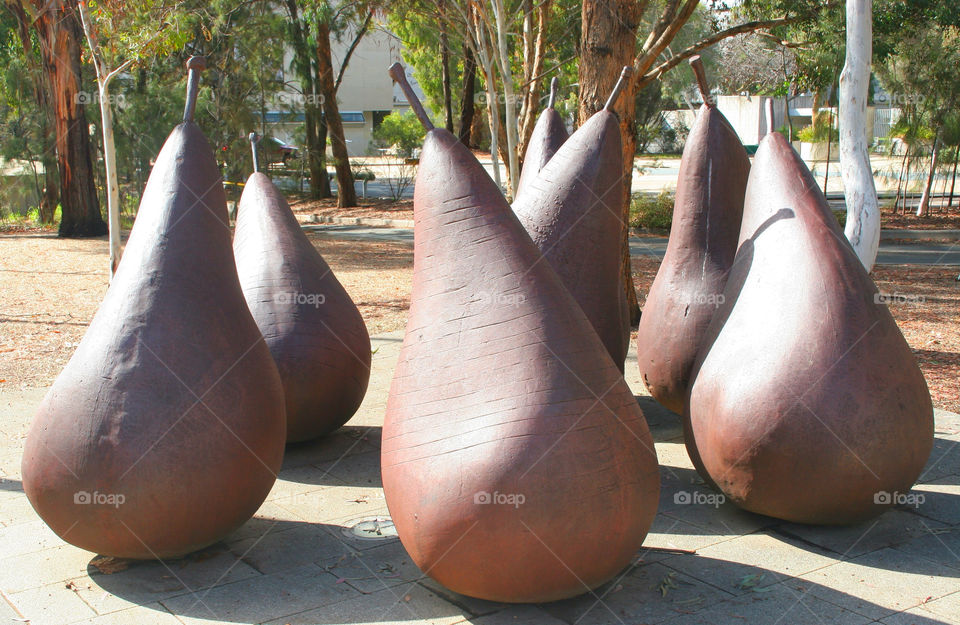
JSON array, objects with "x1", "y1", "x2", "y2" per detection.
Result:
[{"x1": 298, "y1": 214, "x2": 415, "y2": 229}]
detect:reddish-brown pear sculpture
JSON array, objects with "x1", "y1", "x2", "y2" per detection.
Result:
[
  {"x1": 685, "y1": 115, "x2": 934, "y2": 525},
  {"x1": 381, "y1": 64, "x2": 659, "y2": 603},
  {"x1": 512, "y1": 68, "x2": 634, "y2": 370},
  {"x1": 636, "y1": 56, "x2": 749, "y2": 415},
  {"x1": 514, "y1": 77, "x2": 569, "y2": 200},
  {"x1": 234, "y1": 136, "x2": 371, "y2": 442},
  {"x1": 21, "y1": 58, "x2": 286, "y2": 558}
]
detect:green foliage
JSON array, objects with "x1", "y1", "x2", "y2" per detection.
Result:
[
  {"x1": 373, "y1": 110, "x2": 427, "y2": 158},
  {"x1": 630, "y1": 190, "x2": 675, "y2": 231},
  {"x1": 797, "y1": 112, "x2": 839, "y2": 143}
]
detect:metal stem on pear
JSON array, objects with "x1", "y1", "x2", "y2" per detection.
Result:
[
  {"x1": 183, "y1": 56, "x2": 207, "y2": 123},
  {"x1": 548, "y1": 77, "x2": 560, "y2": 109},
  {"x1": 765, "y1": 98, "x2": 775, "y2": 136},
  {"x1": 689, "y1": 55, "x2": 713, "y2": 107},
  {"x1": 249, "y1": 133, "x2": 260, "y2": 173},
  {"x1": 388, "y1": 63, "x2": 434, "y2": 131},
  {"x1": 604, "y1": 66, "x2": 634, "y2": 112}
]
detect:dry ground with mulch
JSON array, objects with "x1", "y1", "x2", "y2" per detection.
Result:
[{"x1": 1, "y1": 229, "x2": 957, "y2": 414}]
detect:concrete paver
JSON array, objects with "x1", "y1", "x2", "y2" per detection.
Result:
[{"x1": 2, "y1": 332, "x2": 959, "y2": 625}]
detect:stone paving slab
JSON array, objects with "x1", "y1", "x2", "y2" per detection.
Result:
[{"x1": 1, "y1": 332, "x2": 959, "y2": 624}]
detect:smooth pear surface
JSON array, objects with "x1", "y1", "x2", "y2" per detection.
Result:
[
  {"x1": 22, "y1": 123, "x2": 286, "y2": 558},
  {"x1": 514, "y1": 107, "x2": 569, "y2": 200},
  {"x1": 685, "y1": 131, "x2": 933, "y2": 525},
  {"x1": 234, "y1": 172, "x2": 371, "y2": 442},
  {"x1": 636, "y1": 104, "x2": 749, "y2": 415},
  {"x1": 512, "y1": 111, "x2": 630, "y2": 370}
]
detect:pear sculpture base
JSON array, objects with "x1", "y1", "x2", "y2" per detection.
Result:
[
  {"x1": 686, "y1": 132, "x2": 933, "y2": 525},
  {"x1": 382, "y1": 128, "x2": 659, "y2": 603},
  {"x1": 21, "y1": 123, "x2": 286, "y2": 559}
]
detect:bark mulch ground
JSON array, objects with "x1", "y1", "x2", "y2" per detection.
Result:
[{"x1": 1, "y1": 230, "x2": 956, "y2": 414}]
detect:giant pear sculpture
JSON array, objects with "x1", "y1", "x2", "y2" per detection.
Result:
[
  {"x1": 21, "y1": 58, "x2": 287, "y2": 558},
  {"x1": 514, "y1": 77, "x2": 569, "y2": 200},
  {"x1": 381, "y1": 64, "x2": 659, "y2": 603},
  {"x1": 685, "y1": 106, "x2": 933, "y2": 525},
  {"x1": 512, "y1": 68, "x2": 634, "y2": 370},
  {"x1": 234, "y1": 134, "x2": 371, "y2": 442},
  {"x1": 636, "y1": 56, "x2": 749, "y2": 415}
]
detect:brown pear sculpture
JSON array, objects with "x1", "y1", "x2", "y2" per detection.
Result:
[
  {"x1": 636, "y1": 56, "x2": 749, "y2": 415},
  {"x1": 514, "y1": 77, "x2": 569, "y2": 200},
  {"x1": 511, "y1": 68, "x2": 634, "y2": 370},
  {"x1": 685, "y1": 114, "x2": 934, "y2": 525},
  {"x1": 381, "y1": 64, "x2": 659, "y2": 603},
  {"x1": 21, "y1": 58, "x2": 286, "y2": 559},
  {"x1": 233, "y1": 135, "x2": 371, "y2": 442}
]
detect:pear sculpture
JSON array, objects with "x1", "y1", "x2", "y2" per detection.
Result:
[
  {"x1": 233, "y1": 135, "x2": 371, "y2": 442},
  {"x1": 511, "y1": 68, "x2": 634, "y2": 370},
  {"x1": 636, "y1": 56, "x2": 749, "y2": 415},
  {"x1": 381, "y1": 64, "x2": 659, "y2": 603},
  {"x1": 685, "y1": 108, "x2": 934, "y2": 525},
  {"x1": 514, "y1": 77, "x2": 569, "y2": 200},
  {"x1": 21, "y1": 58, "x2": 286, "y2": 559}
]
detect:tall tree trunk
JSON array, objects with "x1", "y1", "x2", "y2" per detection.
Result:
[
  {"x1": 579, "y1": 0, "x2": 642, "y2": 325},
  {"x1": 458, "y1": 44, "x2": 477, "y2": 146},
  {"x1": 839, "y1": 0, "x2": 880, "y2": 271},
  {"x1": 439, "y1": 1, "x2": 454, "y2": 132},
  {"x1": 34, "y1": 1, "x2": 105, "y2": 237},
  {"x1": 316, "y1": 20, "x2": 356, "y2": 208},
  {"x1": 517, "y1": 0, "x2": 550, "y2": 170},
  {"x1": 284, "y1": 0, "x2": 330, "y2": 199},
  {"x1": 8, "y1": 0, "x2": 59, "y2": 222},
  {"x1": 917, "y1": 134, "x2": 940, "y2": 217},
  {"x1": 948, "y1": 144, "x2": 959, "y2": 208},
  {"x1": 902, "y1": 156, "x2": 912, "y2": 215},
  {"x1": 78, "y1": 0, "x2": 132, "y2": 277}
]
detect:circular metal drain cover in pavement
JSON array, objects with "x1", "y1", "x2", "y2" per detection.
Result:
[{"x1": 344, "y1": 516, "x2": 398, "y2": 540}]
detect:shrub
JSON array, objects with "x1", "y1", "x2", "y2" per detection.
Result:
[
  {"x1": 630, "y1": 190, "x2": 675, "y2": 231},
  {"x1": 373, "y1": 110, "x2": 427, "y2": 158}
]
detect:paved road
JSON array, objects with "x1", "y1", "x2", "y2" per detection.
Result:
[{"x1": 304, "y1": 224, "x2": 960, "y2": 266}]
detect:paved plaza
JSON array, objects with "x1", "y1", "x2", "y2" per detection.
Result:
[{"x1": 1, "y1": 332, "x2": 959, "y2": 625}]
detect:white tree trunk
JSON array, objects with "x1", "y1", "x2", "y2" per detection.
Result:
[
  {"x1": 77, "y1": 1, "x2": 129, "y2": 279},
  {"x1": 491, "y1": 0, "x2": 519, "y2": 198},
  {"x1": 839, "y1": 0, "x2": 880, "y2": 271},
  {"x1": 472, "y1": 20, "x2": 503, "y2": 190},
  {"x1": 917, "y1": 135, "x2": 939, "y2": 216}
]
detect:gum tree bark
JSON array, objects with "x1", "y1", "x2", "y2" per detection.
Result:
[
  {"x1": 33, "y1": 0, "x2": 106, "y2": 237},
  {"x1": 840, "y1": 0, "x2": 880, "y2": 270},
  {"x1": 316, "y1": 19, "x2": 357, "y2": 208},
  {"x1": 579, "y1": 0, "x2": 642, "y2": 324}
]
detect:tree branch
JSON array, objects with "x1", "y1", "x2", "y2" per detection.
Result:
[{"x1": 637, "y1": 16, "x2": 802, "y2": 89}]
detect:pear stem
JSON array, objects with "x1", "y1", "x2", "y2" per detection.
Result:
[
  {"x1": 249, "y1": 133, "x2": 259, "y2": 173},
  {"x1": 183, "y1": 56, "x2": 207, "y2": 123},
  {"x1": 689, "y1": 55, "x2": 713, "y2": 107},
  {"x1": 603, "y1": 66, "x2": 634, "y2": 112},
  {"x1": 388, "y1": 63, "x2": 434, "y2": 131},
  {"x1": 765, "y1": 98, "x2": 775, "y2": 136},
  {"x1": 548, "y1": 77, "x2": 559, "y2": 109}
]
